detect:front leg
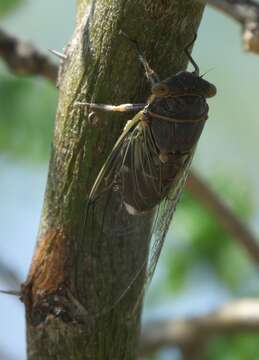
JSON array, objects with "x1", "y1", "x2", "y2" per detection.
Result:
[
  {"x1": 75, "y1": 102, "x2": 145, "y2": 113},
  {"x1": 119, "y1": 30, "x2": 160, "y2": 85}
]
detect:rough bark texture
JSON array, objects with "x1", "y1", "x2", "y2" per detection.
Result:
[{"x1": 23, "y1": 1, "x2": 205, "y2": 359}]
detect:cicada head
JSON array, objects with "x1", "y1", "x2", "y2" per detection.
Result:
[
  {"x1": 152, "y1": 72, "x2": 217, "y2": 98},
  {"x1": 151, "y1": 34, "x2": 216, "y2": 99},
  {"x1": 147, "y1": 35, "x2": 217, "y2": 157}
]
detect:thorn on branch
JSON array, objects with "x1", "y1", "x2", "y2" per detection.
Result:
[
  {"x1": 48, "y1": 48, "x2": 67, "y2": 61},
  {"x1": 0, "y1": 289, "x2": 21, "y2": 296}
]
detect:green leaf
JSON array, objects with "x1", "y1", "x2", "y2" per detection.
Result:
[
  {"x1": 0, "y1": 71, "x2": 57, "y2": 161},
  {"x1": 207, "y1": 334, "x2": 259, "y2": 360},
  {"x1": 164, "y1": 180, "x2": 254, "y2": 293},
  {"x1": 0, "y1": 0, "x2": 25, "y2": 18}
]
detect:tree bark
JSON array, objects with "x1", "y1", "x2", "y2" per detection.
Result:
[{"x1": 23, "y1": 1, "x2": 206, "y2": 359}]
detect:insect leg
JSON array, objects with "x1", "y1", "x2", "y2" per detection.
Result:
[
  {"x1": 138, "y1": 55, "x2": 160, "y2": 85},
  {"x1": 119, "y1": 30, "x2": 160, "y2": 85},
  {"x1": 75, "y1": 102, "x2": 145, "y2": 113},
  {"x1": 184, "y1": 34, "x2": 200, "y2": 76}
]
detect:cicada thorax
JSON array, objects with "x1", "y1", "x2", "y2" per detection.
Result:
[
  {"x1": 118, "y1": 91, "x2": 209, "y2": 215},
  {"x1": 147, "y1": 95, "x2": 208, "y2": 154}
]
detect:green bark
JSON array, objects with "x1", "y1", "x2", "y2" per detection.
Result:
[{"x1": 23, "y1": 1, "x2": 205, "y2": 359}]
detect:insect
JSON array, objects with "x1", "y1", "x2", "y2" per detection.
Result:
[{"x1": 76, "y1": 34, "x2": 216, "y2": 314}]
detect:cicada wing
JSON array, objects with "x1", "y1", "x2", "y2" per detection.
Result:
[
  {"x1": 80, "y1": 112, "x2": 156, "y2": 315},
  {"x1": 81, "y1": 105, "x2": 195, "y2": 316},
  {"x1": 82, "y1": 112, "x2": 144, "y2": 243},
  {"x1": 89, "y1": 113, "x2": 142, "y2": 202},
  {"x1": 144, "y1": 150, "x2": 195, "y2": 290},
  {"x1": 119, "y1": 148, "x2": 195, "y2": 315}
]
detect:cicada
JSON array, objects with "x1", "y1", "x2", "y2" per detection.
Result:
[{"x1": 76, "y1": 34, "x2": 216, "y2": 313}]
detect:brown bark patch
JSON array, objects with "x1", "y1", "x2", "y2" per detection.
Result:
[{"x1": 23, "y1": 227, "x2": 66, "y2": 303}]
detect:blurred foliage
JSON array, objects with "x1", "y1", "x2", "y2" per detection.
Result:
[
  {"x1": 150, "y1": 178, "x2": 259, "y2": 360},
  {"x1": 0, "y1": 0, "x2": 25, "y2": 18},
  {"x1": 164, "y1": 178, "x2": 255, "y2": 294},
  {"x1": 0, "y1": 0, "x2": 56, "y2": 161},
  {"x1": 0, "y1": 68, "x2": 57, "y2": 161},
  {"x1": 207, "y1": 334, "x2": 259, "y2": 360}
]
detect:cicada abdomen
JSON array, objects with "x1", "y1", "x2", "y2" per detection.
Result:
[{"x1": 76, "y1": 34, "x2": 216, "y2": 314}]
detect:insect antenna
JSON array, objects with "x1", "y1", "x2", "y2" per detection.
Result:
[
  {"x1": 200, "y1": 68, "x2": 215, "y2": 78},
  {"x1": 184, "y1": 34, "x2": 200, "y2": 76}
]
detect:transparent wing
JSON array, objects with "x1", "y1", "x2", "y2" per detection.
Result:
[
  {"x1": 88, "y1": 113, "x2": 142, "y2": 202},
  {"x1": 128, "y1": 151, "x2": 195, "y2": 313},
  {"x1": 145, "y1": 152, "x2": 194, "y2": 287}
]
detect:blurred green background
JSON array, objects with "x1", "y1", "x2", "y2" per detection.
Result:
[{"x1": 0, "y1": 1, "x2": 259, "y2": 359}]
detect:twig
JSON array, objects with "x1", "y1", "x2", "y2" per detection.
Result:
[
  {"x1": 140, "y1": 298, "x2": 259, "y2": 356},
  {"x1": 186, "y1": 171, "x2": 259, "y2": 266},
  {"x1": 208, "y1": 0, "x2": 259, "y2": 23},
  {"x1": 208, "y1": 0, "x2": 259, "y2": 53},
  {"x1": 0, "y1": 28, "x2": 58, "y2": 82}
]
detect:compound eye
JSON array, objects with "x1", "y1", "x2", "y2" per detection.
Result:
[
  {"x1": 152, "y1": 83, "x2": 169, "y2": 96},
  {"x1": 206, "y1": 83, "x2": 217, "y2": 98}
]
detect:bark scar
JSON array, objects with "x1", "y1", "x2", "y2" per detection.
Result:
[{"x1": 22, "y1": 227, "x2": 66, "y2": 308}]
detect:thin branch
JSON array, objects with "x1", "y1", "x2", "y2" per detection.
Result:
[
  {"x1": 140, "y1": 298, "x2": 259, "y2": 356},
  {"x1": 208, "y1": 0, "x2": 259, "y2": 23},
  {"x1": 0, "y1": 28, "x2": 58, "y2": 82},
  {"x1": 186, "y1": 171, "x2": 259, "y2": 265},
  {"x1": 208, "y1": 0, "x2": 259, "y2": 53}
]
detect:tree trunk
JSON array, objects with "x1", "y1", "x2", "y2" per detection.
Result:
[{"x1": 23, "y1": 1, "x2": 206, "y2": 359}]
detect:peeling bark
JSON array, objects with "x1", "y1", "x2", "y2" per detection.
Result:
[{"x1": 23, "y1": 1, "x2": 206, "y2": 359}]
